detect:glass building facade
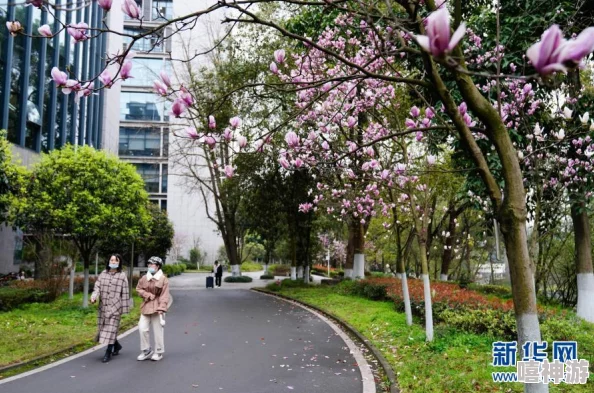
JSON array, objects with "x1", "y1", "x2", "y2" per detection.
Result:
[
  {"x1": 119, "y1": 0, "x2": 173, "y2": 209},
  {"x1": 0, "y1": 1, "x2": 107, "y2": 152}
]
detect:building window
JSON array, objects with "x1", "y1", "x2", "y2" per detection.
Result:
[
  {"x1": 162, "y1": 128, "x2": 169, "y2": 157},
  {"x1": 160, "y1": 199, "x2": 167, "y2": 211},
  {"x1": 123, "y1": 27, "x2": 165, "y2": 53},
  {"x1": 152, "y1": 0, "x2": 173, "y2": 21},
  {"x1": 119, "y1": 126, "x2": 161, "y2": 156},
  {"x1": 120, "y1": 92, "x2": 169, "y2": 122},
  {"x1": 161, "y1": 164, "x2": 168, "y2": 193},
  {"x1": 122, "y1": 58, "x2": 170, "y2": 87},
  {"x1": 134, "y1": 163, "x2": 160, "y2": 193}
]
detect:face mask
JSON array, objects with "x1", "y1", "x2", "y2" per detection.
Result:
[
  {"x1": 148, "y1": 267, "x2": 156, "y2": 274},
  {"x1": 109, "y1": 264, "x2": 119, "y2": 269}
]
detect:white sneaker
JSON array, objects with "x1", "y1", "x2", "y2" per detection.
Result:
[
  {"x1": 151, "y1": 353, "x2": 163, "y2": 361},
  {"x1": 137, "y1": 348, "x2": 153, "y2": 361}
]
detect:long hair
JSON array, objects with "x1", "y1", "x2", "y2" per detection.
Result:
[{"x1": 105, "y1": 254, "x2": 124, "y2": 273}]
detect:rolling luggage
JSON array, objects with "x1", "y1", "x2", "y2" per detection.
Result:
[{"x1": 206, "y1": 275, "x2": 214, "y2": 288}]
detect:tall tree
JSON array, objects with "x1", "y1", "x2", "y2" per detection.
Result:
[{"x1": 13, "y1": 145, "x2": 150, "y2": 307}]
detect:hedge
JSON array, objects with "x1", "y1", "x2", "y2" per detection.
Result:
[{"x1": 224, "y1": 276, "x2": 253, "y2": 283}]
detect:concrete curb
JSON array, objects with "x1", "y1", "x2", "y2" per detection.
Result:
[
  {"x1": 252, "y1": 288, "x2": 400, "y2": 393},
  {"x1": 0, "y1": 296, "x2": 174, "y2": 383}
]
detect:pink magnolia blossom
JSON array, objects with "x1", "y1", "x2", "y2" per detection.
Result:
[
  {"x1": 67, "y1": 22, "x2": 88, "y2": 43},
  {"x1": 415, "y1": 8, "x2": 466, "y2": 57},
  {"x1": 75, "y1": 82, "x2": 93, "y2": 103},
  {"x1": 346, "y1": 116, "x2": 357, "y2": 128},
  {"x1": 410, "y1": 106, "x2": 421, "y2": 118},
  {"x1": 270, "y1": 62, "x2": 279, "y2": 74},
  {"x1": 229, "y1": 117, "x2": 241, "y2": 128},
  {"x1": 285, "y1": 131, "x2": 300, "y2": 148},
  {"x1": 120, "y1": 61, "x2": 133, "y2": 80},
  {"x1": 298, "y1": 203, "x2": 313, "y2": 213},
  {"x1": 6, "y1": 21, "x2": 22, "y2": 37},
  {"x1": 237, "y1": 135, "x2": 247, "y2": 149},
  {"x1": 526, "y1": 25, "x2": 567, "y2": 75},
  {"x1": 425, "y1": 107, "x2": 435, "y2": 119},
  {"x1": 38, "y1": 24, "x2": 52, "y2": 37},
  {"x1": 99, "y1": 69, "x2": 113, "y2": 87},
  {"x1": 51, "y1": 67, "x2": 68, "y2": 86},
  {"x1": 427, "y1": 155, "x2": 436, "y2": 165},
  {"x1": 559, "y1": 27, "x2": 594, "y2": 67},
  {"x1": 160, "y1": 70, "x2": 171, "y2": 87},
  {"x1": 26, "y1": 0, "x2": 44, "y2": 7},
  {"x1": 170, "y1": 99, "x2": 186, "y2": 118},
  {"x1": 204, "y1": 136, "x2": 216, "y2": 149},
  {"x1": 97, "y1": 0, "x2": 113, "y2": 12},
  {"x1": 153, "y1": 80, "x2": 167, "y2": 96},
  {"x1": 274, "y1": 49, "x2": 286, "y2": 64},
  {"x1": 62, "y1": 79, "x2": 81, "y2": 95},
  {"x1": 180, "y1": 92, "x2": 194, "y2": 106},
  {"x1": 208, "y1": 115, "x2": 216, "y2": 129},
  {"x1": 224, "y1": 165, "x2": 234, "y2": 178},
  {"x1": 294, "y1": 158, "x2": 304, "y2": 168},
  {"x1": 321, "y1": 141, "x2": 330, "y2": 150},
  {"x1": 279, "y1": 157, "x2": 291, "y2": 169},
  {"x1": 223, "y1": 128, "x2": 233, "y2": 142},
  {"x1": 186, "y1": 127, "x2": 199, "y2": 139},
  {"x1": 121, "y1": 0, "x2": 141, "y2": 19}
]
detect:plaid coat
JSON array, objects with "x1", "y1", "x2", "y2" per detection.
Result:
[{"x1": 92, "y1": 271, "x2": 130, "y2": 345}]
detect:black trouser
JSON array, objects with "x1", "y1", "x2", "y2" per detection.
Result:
[{"x1": 215, "y1": 275, "x2": 222, "y2": 286}]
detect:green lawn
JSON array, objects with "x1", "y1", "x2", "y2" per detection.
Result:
[
  {"x1": 0, "y1": 292, "x2": 142, "y2": 371},
  {"x1": 272, "y1": 286, "x2": 594, "y2": 393}
]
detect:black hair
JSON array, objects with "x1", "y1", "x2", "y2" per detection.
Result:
[
  {"x1": 106, "y1": 254, "x2": 124, "y2": 273},
  {"x1": 214, "y1": 260, "x2": 219, "y2": 265}
]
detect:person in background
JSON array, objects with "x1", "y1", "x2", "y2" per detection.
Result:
[
  {"x1": 212, "y1": 260, "x2": 223, "y2": 287},
  {"x1": 136, "y1": 256, "x2": 170, "y2": 361},
  {"x1": 90, "y1": 254, "x2": 130, "y2": 363}
]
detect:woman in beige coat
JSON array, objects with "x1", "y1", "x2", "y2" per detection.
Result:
[
  {"x1": 90, "y1": 254, "x2": 130, "y2": 363},
  {"x1": 136, "y1": 256, "x2": 170, "y2": 361}
]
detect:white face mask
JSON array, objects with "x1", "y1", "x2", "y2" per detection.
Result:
[
  {"x1": 148, "y1": 267, "x2": 156, "y2": 274},
  {"x1": 109, "y1": 264, "x2": 119, "y2": 269}
]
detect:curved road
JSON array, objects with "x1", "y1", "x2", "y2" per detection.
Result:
[{"x1": 1, "y1": 274, "x2": 371, "y2": 393}]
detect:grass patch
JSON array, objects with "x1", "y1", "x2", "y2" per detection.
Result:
[
  {"x1": 240, "y1": 261, "x2": 263, "y2": 272},
  {"x1": 0, "y1": 292, "x2": 142, "y2": 371},
  {"x1": 271, "y1": 286, "x2": 594, "y2": 393}
]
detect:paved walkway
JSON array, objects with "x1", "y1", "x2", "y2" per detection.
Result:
[{"x1": 0, "y1": 275, "x2": 371, "y2": 393}]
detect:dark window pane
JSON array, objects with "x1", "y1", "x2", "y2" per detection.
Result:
[
  {"x1": 152, "y1": 0, "x2": 173, "y2": 21},
  {"x1": 134, "y1": 163, "x2": 160, "y2": 193},
  {"x1": 161, "y1": 164, "x2": 167, "y2": 193},
  {"x1": 119, "y1": 126, "x2": 161, "y2": 156}
]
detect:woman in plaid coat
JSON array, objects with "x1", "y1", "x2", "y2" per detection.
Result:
[{"x1": 91, "y1": 254, "x2": 130, "y2": 363}]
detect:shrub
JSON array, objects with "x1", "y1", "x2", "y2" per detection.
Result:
[
  {"x1": 0, "y1": 287, "x2": 51, "y2": 311},
  {"x1": 333, "y1": 280, "x2": 362, "y2": 295},
  {"x1": 268, "y1": 264, "x2": 291, "y2": 276},
  {"x1": 280, "y1": 278, "x2": 310, "y2": 288},
  {"x1": 241, "y1": 261, "x2": 263, "y2": 272},
  {"x1": 265, "y1": 281, "x2": 282, "y2": 291},
  {"x1": 178, "y1": 263, "x2": 187, "y2": 272},
  {"x1": 440, "y1": 308, "x2": 517, "y2": 339},
  {"x1": 541, "y1": 317, "x2": 582, "y2": 342},
  {"x1": 468, "y1": 283, "x2": 512, "y2": 298},
  {"x1": 224, "y1": 276, "x2": 253, "y2": 283},
  {"x1": 361, "y1": 281, "x2": 389, "y2": 300},
  {"x1": 260, "y1": 274, "x2": 274, "y2": 280}
]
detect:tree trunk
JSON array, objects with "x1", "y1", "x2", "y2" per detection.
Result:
[
  {"x1": 570, "y1": 202, "x2": 594, "y2": 322},
  {"x1": 352, "y1": 220, "x2": 365, "y2": 279},
  {"x1": 345, "y1": 222, "x2": 355, "y2": 278},
  {"x1": 418, "y1": 240, "x2": 434, "y2": 341},
  {"x1": 396, "y1": 242, "x2": 413, "y2": 326},
  {"x1": 440, "y1": 210, "x2": 456, "y2": 281}
]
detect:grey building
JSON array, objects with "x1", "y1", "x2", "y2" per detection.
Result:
[{"x1": 0, "y1": 1, "x2": 117, "y2": 273}]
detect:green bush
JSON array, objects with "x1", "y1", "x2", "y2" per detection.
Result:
[
  {"x1": 241, "y1": 261, "x2": 263, "y2": 272},
  {"x1": 279, "y1": 278, "x2": 310, "y2": 288},
  {"x1": 0, "y1": 287, "x2": 51, "y2": 311},
  {"x1": 178, "y1": 263, "x2": 187, "y2": 272},
  {"x1": 468, "y1": 284, "x2": 512, "y2": 298},
  {"x1": 333, "y1": 280, "x2": 361, "y2": 296},
  {"x1": 361, "y1": 281, "x2": 389, "y2": 300},
  {"x1": 260, "y1": 274, "x2": 274, "y2": 280},
  {"x1": 224, "y1": 276, "x2": 253, "y2": 283},
  {"x1": 440, "y1": 308, "x2": 517, "y2": 339},
  {"x1": 541, "y1": 317, "x2": 582, "y2": 342},
  {"x1": 265, "y1": 281, "x2": 282, "y2": 291},
  {"x1": 184, "y1": 262, "x2": 198, "y2": 270},
  {"x1": 268, "y1": 264, "x2": 291, "y2": 276}
]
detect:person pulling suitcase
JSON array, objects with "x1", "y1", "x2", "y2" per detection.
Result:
[{"x1": 212, "y1": 260, "x2": 223, "y2": 288}]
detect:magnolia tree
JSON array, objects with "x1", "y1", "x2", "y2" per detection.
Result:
[{"x1": 9, "y1": 0, "x2": 594, "y2": 388}]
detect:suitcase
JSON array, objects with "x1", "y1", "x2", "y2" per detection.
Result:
[{"x1": 206, "y1": 276, "x2": 214, "y2": 289}]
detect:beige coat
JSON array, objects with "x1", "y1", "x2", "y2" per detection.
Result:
[{"x1": 136, "y1": 270, "x2": 170, "y2": 315}]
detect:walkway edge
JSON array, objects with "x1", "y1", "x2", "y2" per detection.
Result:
[
  {"x1": 0, "y1": 296, "x2": 174, "y2": 384},
  {"x1": 252, "y1": 288, "x2": 400, "y2": 393}
]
